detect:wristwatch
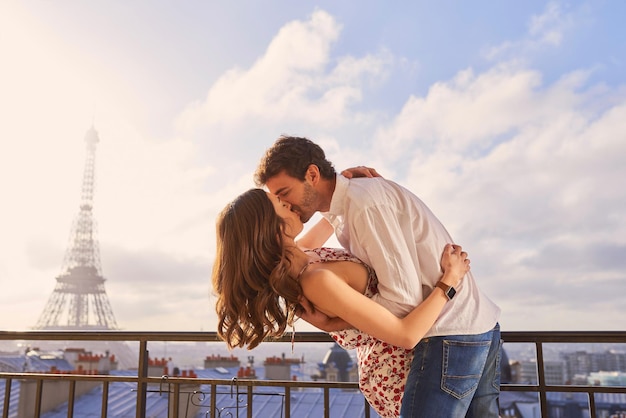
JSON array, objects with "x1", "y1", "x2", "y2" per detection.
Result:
[{"x1": 435, "y1": 282, "x2": 457, "y2": 300}]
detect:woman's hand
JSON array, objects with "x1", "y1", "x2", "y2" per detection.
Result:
[
  {"x1": 440, "y1": 243, "x2": 470, "y2": 288},
  {"x1": 341, "y1": 166, "x2": 382, "y2": 179}
]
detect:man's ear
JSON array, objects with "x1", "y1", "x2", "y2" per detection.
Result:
[{"x1": 306, "y1": 164, "x2": 321, "y2": 185}]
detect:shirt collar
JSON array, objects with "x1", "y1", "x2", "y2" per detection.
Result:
[{"x1": 322, "y1": 174, "x2": 348, "y2": 228}]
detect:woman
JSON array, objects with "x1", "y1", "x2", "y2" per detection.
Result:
[{"x1": 211, "y1": 188, "x2": 469, "y2": 417}]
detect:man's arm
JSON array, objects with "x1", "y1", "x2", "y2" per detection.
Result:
[{"x1": 296, "y1": 298, "x2": 351, "y2": 332}]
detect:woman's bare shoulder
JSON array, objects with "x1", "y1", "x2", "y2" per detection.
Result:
[{"x1": 300, "y1": 260, "x2": 364, "y2": 290}]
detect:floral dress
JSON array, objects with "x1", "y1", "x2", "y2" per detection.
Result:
[{"x1": 303, "y1": 248, "x2": 414, "y2": 418}]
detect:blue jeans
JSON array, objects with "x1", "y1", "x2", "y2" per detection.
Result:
[{"x1": 400, "y1": 324, "x2": 502, "y2": 418}]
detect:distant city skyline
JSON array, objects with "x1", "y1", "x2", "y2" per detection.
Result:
[{"x1": 1, "y1": 1, "x2": 625, "y2": 332}]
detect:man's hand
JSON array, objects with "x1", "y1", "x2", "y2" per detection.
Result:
[
  {"x1": 297, "y1": 298, "x2": 351, "y2": 332},
  {"x1": 341, "y1": 166, "x2": 382, "y2": 179}
]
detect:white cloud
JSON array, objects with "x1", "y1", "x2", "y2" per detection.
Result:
[
  {"x1": 372, "y1": 64, "x2": 550, "y2": 163},
  {"x1": 529, "y1": 2, "x2": 567, "y2": 46},
  {"x1": 484, "y1": 1, "x2": 575, "y2": 61},
  {"x1": 175, "y1": 9, "x2": 389, "y2": 134}
]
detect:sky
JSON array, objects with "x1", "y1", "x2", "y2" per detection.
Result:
[{"x1": 0, "y1": 1, "x2": 624, "y2": 334}]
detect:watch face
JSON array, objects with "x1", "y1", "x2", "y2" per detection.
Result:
[{"x1": 447, "y1": 287, "x2": 457, "y2": 299}]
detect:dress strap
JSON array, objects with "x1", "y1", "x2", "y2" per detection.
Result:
[{"x1": 296, "y1": 262, "x2": 311, "y2": 280}]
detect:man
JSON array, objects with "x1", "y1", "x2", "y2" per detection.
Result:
[{"x1": 254, "y1": 135, "x2": 502, "y2": 417}]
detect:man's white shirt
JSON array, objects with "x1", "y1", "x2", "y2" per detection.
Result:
[{"x1": 323, "y1": 175, "x2": 500, "y2": 337}]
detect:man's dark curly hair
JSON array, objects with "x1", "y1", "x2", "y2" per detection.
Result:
[{"x1": 254, "y1": 135, "x2": 336, "y2": 186}]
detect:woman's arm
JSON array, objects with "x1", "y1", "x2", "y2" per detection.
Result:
[
  {"x1": 295, "y1": 218, "x2": 334, "y2": 250},
  {"x1": 294, "y1": 218, "x2": 346, "y2": 331},
  {"x1": 300, "y1": 244, "x2": 469, "y2": 349},
  {"x1": 341, "y1": 166, "x2": 382, "y2": 178}
]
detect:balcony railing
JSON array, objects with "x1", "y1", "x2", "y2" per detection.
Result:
[{"x1": 1, "y1": 330, "x2": 625, "y2": 418}]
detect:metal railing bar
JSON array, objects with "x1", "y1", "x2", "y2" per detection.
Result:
[
  {"x1": 210, "y1": 383, "x2": 217, "y2": 418},
  {"x1": 172, "y1": 381, "x2": 179, "y2": 417},
  {"x1": 233, "y1": 380, "x2": 243, "y2": 416},
  {"x1": 247, "y1": 385, "x2": 253, "y2": 418},
  {"x1": 3, "y1": 330, "x2": 625, "y2": 343},
  {"x1": 536, "y1": 342, "x2": 548, "y2": 418},
  {"x1": 136, "y1": 340, "x2": 148, "y2": 418},
  {"x1": 324, "y1": 386, "x2": 329, "y2": 418},
  {"x1": 35, "y1": 378, "x2": 44, "y2": 417},
  {"x1": 67, "y1": 379, "x2": 76, "y2": 417},
  {"x1": 0, "y1": 330, "x2": 334, "y2": 343},
  {"x1": 101, "y1": 381, "x2": 109, "y2": 418},
  {"x1": 284, "y1": 386, "x2": 291, "y2": 418},
  {"x1": 0, "y1": 373, "x2": 138, "y2": 382},
  {"x1": 589, "y1": 392, "x2": 597, "y2": 418},
  {"x1": 502, "y1": 384, "x2": 626, "y2": 393},
  {"x1": 2, "y1": 378, "x2": 10, "y2": 418},
  {"x1": 500, "y1": 331, "x2": 626, "y2": 343}
]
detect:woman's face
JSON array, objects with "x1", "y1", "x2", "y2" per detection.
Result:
[{"x1": 267, "y1": 192, "x2": 304, "y2": 239}]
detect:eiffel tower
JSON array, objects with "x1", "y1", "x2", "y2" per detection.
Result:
[{"x1": 35, "y1": 125, "x2": 118, "y2": 330}]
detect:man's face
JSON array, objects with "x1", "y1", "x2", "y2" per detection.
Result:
[{"x1": 265, "y1": 170, "x2": 319, "y2": 223}]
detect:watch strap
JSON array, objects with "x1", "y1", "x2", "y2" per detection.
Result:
[{"x1": 435, "y1": 281, "x2": 456, "y2": 300}]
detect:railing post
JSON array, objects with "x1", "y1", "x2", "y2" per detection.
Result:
[
  {"x1": 589, "y1": 391, "x2": 597, "y2": 418},
  {"x1": 2, "y1": 378, "x2": 11, "y2": 418},
  {"x1": 323, "y1": 387, "x2": 329, "y2": 418},
  {"x1": 284, "y1": 386, "x2": 291, "y2": 418},
  {"x1": 68, "y1": 380, "x2": 76, "y2": 416},
  {"x1": 34, "y1": 379, "x2": 44, "y2": 418},
  {"x1": 535, "y1": 342, "x2": 548, "y2": 418},
  {"x1": 210, "y1": 384, "x2": 217, "y2": 418},
  {"x1": 101, "y1": 381, "x2": 109, "y2": 418},
  {"x1": 136, "y1": 341, "x2": 148, "y2": 418},
  {"x1": 171, "y1": 382, "x2": 179, "y2": 418},
  {"x1": 247, "y1": 386, "x2": 253, "y2": 418}
]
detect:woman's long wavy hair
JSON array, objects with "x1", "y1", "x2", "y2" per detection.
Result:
[{"x1": 212, "y1": 188, "x2": 302, "y2": 349}]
